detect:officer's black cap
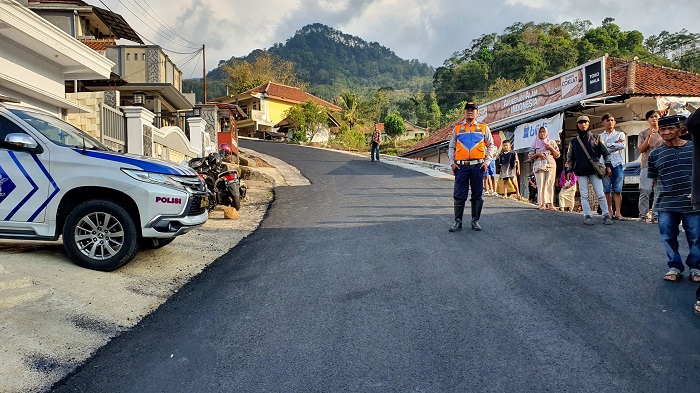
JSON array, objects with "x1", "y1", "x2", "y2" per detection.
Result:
[{"x1": 464, "y1": 102, "x2": 478, "y2": 110}]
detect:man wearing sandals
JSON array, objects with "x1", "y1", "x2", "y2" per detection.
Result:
[{"x1": 647, "y1": 115, "x2": 700, "y2": 284}]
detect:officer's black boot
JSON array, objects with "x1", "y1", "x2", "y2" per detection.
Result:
[
  {"x1": 471, "y1": 199, "x2": 483, "y2": 231},
  {"x1": 449, "y1": 200, "x2": 465, "y2": 232}
]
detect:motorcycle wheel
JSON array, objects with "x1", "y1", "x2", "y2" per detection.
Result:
[{"x1": 232, "y1": 193, "x2": 241, "y2": 211}]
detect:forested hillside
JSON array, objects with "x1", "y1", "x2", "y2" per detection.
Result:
[{"x1": 184, "y1": 23, "x2": 434, "y2": 101}]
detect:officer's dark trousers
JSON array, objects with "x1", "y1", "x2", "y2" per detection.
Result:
[{"x1": 453, "y1": 163, "x2": 484, "y2": 221}]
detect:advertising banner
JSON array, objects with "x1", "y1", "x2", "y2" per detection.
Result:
[
  {"x1": 477, "y1": 57, "x2": 606, "y2": 129},
  {"x1": 513, "y1": 112, "x2": 564, "y2": 151}
]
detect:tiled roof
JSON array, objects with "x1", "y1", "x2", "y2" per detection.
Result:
[
  {"x1": 80, "y1": 38, "x2": 116, "y2": 52},
  {"x1": 245, "y1": 81, "x2": 341, "y2": 112},
  {"x1": 402, "y1": 58, "x2": 700, "y2": 156},
  {"x1": 605, "y1": 57, "x2": 700, "y2": 96}
]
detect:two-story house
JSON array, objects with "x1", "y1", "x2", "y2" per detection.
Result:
[{"x1": 213, "y1": 81, "x2": 341, "y2": 142}]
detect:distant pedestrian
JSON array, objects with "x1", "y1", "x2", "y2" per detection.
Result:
[
  {"x1": 566, "y1": 115, "x2": 613, "y2": 225},
  {"x1": 497, "y1": 140, "x2": 520, "y2": 199},
  {"x1": 600, "y1": 113, "x2": 626, "y2": 220},
  {"x1": 448, "y1": 101, "x2": 495, "y2": 232},
  {"x1": 637, "y1": 110, "x2": 663, "y2": 223},
  {"x1": 558, "y1": 168, "x2": 577, "y2": 212},
  {"x1": 527, "y1": 171, "x2": 537, "y2": 204},
  {"x1": 529, "y1": 126, "x2": 559, "y2": 210},
  {"x1": 648, "y1": 115, "x2": 700, "y2": 286},
  {"x1": 370, "y1": 124, "x2": 381, "y2": 162}
]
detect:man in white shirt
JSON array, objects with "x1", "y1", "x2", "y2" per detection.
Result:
[{"x1": 600, "y1": 113, "x2": 626, "y2": 219}]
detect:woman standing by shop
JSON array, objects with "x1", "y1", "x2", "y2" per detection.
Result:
[{"x1": 529, "y1": 126, "x2": 560, "y2": 210}]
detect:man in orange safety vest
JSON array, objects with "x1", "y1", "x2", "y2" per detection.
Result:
[{"x1": 447, "y1": 101, "x2": 495, "y2": 231}]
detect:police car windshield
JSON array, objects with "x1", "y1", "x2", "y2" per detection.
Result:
[{"x1": 8, "y1": 109, "x2": 109, "y2": 151}]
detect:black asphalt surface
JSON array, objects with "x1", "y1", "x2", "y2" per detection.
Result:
[{"x1": 52, "y1": 140, "x2": 700, "y2": 392}]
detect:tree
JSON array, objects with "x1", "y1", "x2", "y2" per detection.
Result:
[
  {"x1": 367, "y1": 89, "x2": 392, "y2": 123},
  {"x1": 383, "y1": 112, "x2": 407, "y2": 147},
  {"x1": 222, "y1": 52, "x2": 308, "y2": 94},
  {"x1": 286, "y1": 100, "x2": 329, "y2": 142},
  {"x1": 427, "y1": 91, "x2": 442, "y2": 131},
  {"x1": 338, "y1": 90, "x2": 361, "y2": 129},
  {"x1": 481, "y1": 78, "x2": 528, "y2": 102},
  {"x1": 678, "y1": 48, "x2": 700, "y2": 73}
]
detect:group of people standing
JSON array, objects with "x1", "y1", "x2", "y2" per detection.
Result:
[{"x1": 447, "y1": 100, "x2": 700, "y2": 315}]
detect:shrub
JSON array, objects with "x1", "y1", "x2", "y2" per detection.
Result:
[
  {"x1": 335, "y1": 128, "x2": 367, "y2": 151},
  {"x1": 291, "y1": 130, "x2": 308, "y2": 142}
]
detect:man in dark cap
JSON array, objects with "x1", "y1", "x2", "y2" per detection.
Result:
[
  {"x1": 647, "y1": 115, "x2": 700, "y2": 290},
  {"x1": 447, "y1": 101, "x2": 495, "y2": 232}
]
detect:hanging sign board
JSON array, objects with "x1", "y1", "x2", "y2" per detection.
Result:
[{"x1": 477, "y1": 57, "x2": 607, "y2": 129}]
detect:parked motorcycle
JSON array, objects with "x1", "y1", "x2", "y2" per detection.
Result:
[{"x1": 188, "y1": 150, "x2": 244, "y2": 211}]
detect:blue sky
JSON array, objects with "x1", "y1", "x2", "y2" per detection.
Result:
[{"x1": 102, "y1": 0, "x2": 697, "y2": 79}]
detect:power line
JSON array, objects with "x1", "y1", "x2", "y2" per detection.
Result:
[
  {"x1": 121, "y1": 0, "x2": 201, "y2": 49},
  {"x1": 184, "y1": 52, "x2": 202, "y2": 79},
  {"x1": 103, "y1": 0, "x2": 201, "y2": 51},
  {"x1": 139, "y1": 1, "x2": 200, "y2": 47}
]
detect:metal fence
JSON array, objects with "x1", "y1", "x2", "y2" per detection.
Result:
[{"x1": 99, "y1": 103, "x2": 125, "y2": 152}]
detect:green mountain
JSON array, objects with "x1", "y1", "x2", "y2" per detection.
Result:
[{"x1": 184, "y1": 23, "x2": 435, "y2": 102}]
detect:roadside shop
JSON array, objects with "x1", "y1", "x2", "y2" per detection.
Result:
[{"x1": 401, "y1": 56, "x2": 700, "y2": 199}]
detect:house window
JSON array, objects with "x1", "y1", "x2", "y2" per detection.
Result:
[
  {"x1": 133, "y1": 53, "x2": 138, "y2": 61},
  {"x1": 252, "y1": 102, "x2": 257, "y2": 110},
  {"x1": 142, "y1": 53, "x2": 146, "y2": 61},
  {"x1": 126, "y1": 53, "x2": 130, "y2": 61}
]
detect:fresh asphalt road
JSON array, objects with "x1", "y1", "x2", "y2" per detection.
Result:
[{"x1": 52, "y1": 140, "x2": 700, "y2": 392}]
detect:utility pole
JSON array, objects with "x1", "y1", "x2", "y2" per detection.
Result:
[{"x1": 202, "y1": 44, "x2": 207, "y2": 104}]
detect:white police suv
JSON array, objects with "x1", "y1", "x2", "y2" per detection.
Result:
[{"x1": 0, "y1": 102, "x2": 209, "y2": 271}]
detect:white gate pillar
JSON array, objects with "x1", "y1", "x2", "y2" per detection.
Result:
[
  {"x1": 187, "y1": 117, "x2": 207, "y2": 157},
  {"x1": 122, "y1": 106, "x2": 155, "y2": 155}
]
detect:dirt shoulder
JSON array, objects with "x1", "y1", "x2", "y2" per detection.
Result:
[{"x1": 0, "y1": 148, "x2": 309, "y2": 393}]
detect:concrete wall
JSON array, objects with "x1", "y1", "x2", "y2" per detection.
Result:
[{"x1": 65, "y1": 91, "x2": 105, "y2": 138}]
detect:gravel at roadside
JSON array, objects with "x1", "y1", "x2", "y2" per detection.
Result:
[{"x1": 0, "y1": 148, "x2": 308, "y2": 393}]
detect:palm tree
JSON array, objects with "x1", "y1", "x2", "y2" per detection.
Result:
[{"x1": 338, "y1": 90, "x2": 359, "y2": 129}]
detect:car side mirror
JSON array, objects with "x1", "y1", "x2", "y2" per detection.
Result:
[{"x1": 4, "y1": 133, "x2": 43, "y2": 154}]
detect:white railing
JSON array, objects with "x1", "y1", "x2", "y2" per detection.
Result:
[{"x1": 99, "y1": 103, "x2": 125, "y2": 152}]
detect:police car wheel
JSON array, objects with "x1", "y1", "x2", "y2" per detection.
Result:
[
  {"x1": 62, "y1": 200, "x2": 139, "y2": 271},
  {"x1": 141, "y1": 237, "x2": 175, "y2": 249}
]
